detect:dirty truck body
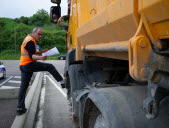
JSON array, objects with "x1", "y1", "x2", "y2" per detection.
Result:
[{"x1": 52, "y1": 0, "x2": 169, "y2": 128}]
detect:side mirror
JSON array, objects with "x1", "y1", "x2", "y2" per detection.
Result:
[
  {"x1": 50, "y1": 6, "x2": 61, "y2": 23},
  {"x1": 51, "y1": 0, "x2": 61, "y2": 4}
]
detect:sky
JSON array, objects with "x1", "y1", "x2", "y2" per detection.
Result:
[{"x1": 0, "y1": 0, "x2": 68, "y2": 19}]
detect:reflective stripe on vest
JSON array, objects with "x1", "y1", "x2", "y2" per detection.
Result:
[{"x1": 21, "y1": 54, "x2": 29, "y2": 57}]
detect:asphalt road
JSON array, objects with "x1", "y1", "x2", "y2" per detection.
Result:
[
  {"x1": 0, "y1": 60, "x2": 73, "y2": 128},
  {"x1": 0, "y1": 60, "x2": 65, "y2": 87},
  {"x1": 0, "y1": 60, "x2": 65, "y2": 76}
]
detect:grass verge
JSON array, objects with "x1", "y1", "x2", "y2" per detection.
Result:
[{"x1": 0, "y1": 50, "x2": 65, "y2": 60}]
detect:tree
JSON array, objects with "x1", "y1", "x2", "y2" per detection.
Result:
[
  {"x1": 20, "y1": 16, "x2": 29, "y2": 25},
  {"x1": 14, "y1": 18, "x2": 21, "y2": 24},
  {"x1": 29, "y1": 9, "x2": 50, "y2": 26},
  {"x1": 0, "y1": 20, "x2": 6, "y2": 28},
  {"x1": 14, "y1": 23, "x2": 33, "y2": 51},
  {"x1": 14, "y1": 16, "x2": 29, "y2": 25}
]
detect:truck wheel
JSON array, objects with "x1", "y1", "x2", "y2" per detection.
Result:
[
  {"x1": 69, "y1": 64, "x2": 84, "y2": 128},
  {"x1": 94, "y1": 114, "x2": 108, "y2": 128},
  {"x1": 2, "y1": 70, "x2": 6, "y2": 79},
  {"x1": 84, "y1": 100, "x2": 105, "y2": 128},
  {"x1": 84, "y1": 86, "x2": 169, "y2": 128}
]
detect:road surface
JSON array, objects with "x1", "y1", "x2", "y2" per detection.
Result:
[{"x1": 0, "y1": 60, "x2": 73, "y2": 128}]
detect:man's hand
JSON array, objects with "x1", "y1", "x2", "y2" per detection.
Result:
[
  {"x1": 41, "y1": 49, "x2": 48, "y2": 53},
  {"x1": 36, "y1": 49, "x2": 48, "y2": 55},
  {"x1": 57, "y1": 16, "x2": 64, "y2": 26},
  {"x1": 41, "y1": 56, "x2": 47, "y2": 61}
]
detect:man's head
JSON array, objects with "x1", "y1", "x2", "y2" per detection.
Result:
[
  {"x1": 53, "y1": 14, "x2": 58, "y2": 23},
  {"x1": 68, "y1": 0, "x2": 71, "y2": 9},
  {"x1": 32, "y1": 27, "x2": 43, "y2": 42}
]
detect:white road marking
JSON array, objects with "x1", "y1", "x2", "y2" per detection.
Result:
[
  {"x1": 0, "y1": 86, "x2": 19, "y2": 89},
  {"x1": 46, "y1": 75, "x2": 67, "y2": 98},
  {"x1": 8, "y1": 80, "x2": 21, "y2": 84},
  {"x1": 13, "y1": 76, "x2": 21, "y2": 79},
  {"x1": 0, "y1": 76, "x2": 13, "y2": 87}
]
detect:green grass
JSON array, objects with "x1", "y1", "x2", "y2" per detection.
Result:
[
  {"x1": 0, "y1": 49, "x2": 65, "y2": 60},
  {"x1": 0, "y1": 50, "x2": 20, "y2": 60}
]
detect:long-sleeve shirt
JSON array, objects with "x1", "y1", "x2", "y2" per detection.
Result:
[
  {"x1": 63, "y1": 15, "x2": 70, "y2": 21},
  {"x1": 25, "y1": 41, "x2": 36, "y2": 59}
]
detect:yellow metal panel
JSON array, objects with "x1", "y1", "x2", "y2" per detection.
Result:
[
  {"x1": 88, "y1": 0, "x2": 97, "y2": 18},
  {"x1": 77, "y1": 0, "x2": 138, "y2": 46},
  {"x1": 78, "y1": 0, "x2": 90, "y2": 27},
  {"x1": 76, "y1": 0, "x2": 138, "y2": 60},
  {"x1": 141, "y1": 0, "x2": 169, "y2": 24},
  {"x1": 88, "y1": 0, "x2": 114, "y2": 19},
  {"x1": 67, "y1": 0, "x2": 79, "y2": 51},
  {"x1": 140, "y1": 0, "x2": 169, "y2": 45},
  {"x1": 152, "y1": 21, "x2": 169, "y2": 39},
  {"x1": 77, "y1": 0, "x2": 115, "y2": 27}
]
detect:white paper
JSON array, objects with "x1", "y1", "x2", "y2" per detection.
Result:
[{"x1": 42, "y1": 47, "x2": 60, "y2": 56}]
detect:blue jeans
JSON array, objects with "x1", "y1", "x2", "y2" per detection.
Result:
[{"x1": 17, "y1": 61, "x2": 63, "y2": 108}]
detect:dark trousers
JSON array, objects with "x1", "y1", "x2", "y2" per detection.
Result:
[{"x1": 17, "y1": 61, "x2": 63, "y2": 108}]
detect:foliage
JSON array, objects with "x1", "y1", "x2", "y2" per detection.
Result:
[
  {"x1": 39, "y1": 29, "x2": 66, "y2": 53},
  {"x1": 29, "y1": 9, "x2": 50, "y2": 27},
  {"x1": 14, "y1": 9, "x2": 50, "y2": 27},
  {"x1": 15, "y1": 24, "x2": 33, "y2": 50},
  {"x1": 0, "y1": 18, "x2": 16, "y2": 31},
  {"x1": 0, "y1": 20, "x2": 6, "y2": 28},
  {"x1": 14, "y1": 16, "x2": 30, "y2": 25},
  {"x1": 0, "y1": 9, "x2": 66, "y2": 60}
]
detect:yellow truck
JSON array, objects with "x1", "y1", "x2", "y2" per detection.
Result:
[{"x1": 50, "y1": 0, "x2": 169, "y2": 127}]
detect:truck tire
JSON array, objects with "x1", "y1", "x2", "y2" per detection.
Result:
[
  {"x1": 69, "y1": 64, "x2": 84, "y2": 95},
  {"x1": 68, "y1": 64, "x2": 85, "y2": 128},
  {"x1": 84, "y1": 86, "x2": 169, "y2": 128},
  {"x1": 94, "y1": 114, "x2": 108, "y2": 128}
]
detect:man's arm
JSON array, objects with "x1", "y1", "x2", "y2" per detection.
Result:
[
  {"x1": 25, "y1": 41, "x2": 47, "y2": 60},
  {"x1": 57, "y1": 15, "x2": 70, "y2": 26},
  {"x1": 63, "y1": 15, "x2": 70, "y2": 21},
  {"x1": 32, "y1": 54, "x2": 47, "y2": 61}
]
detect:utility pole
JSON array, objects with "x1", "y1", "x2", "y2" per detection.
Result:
[{"x1": 14, "y1": 28, "x2": 16, "y2": 53}]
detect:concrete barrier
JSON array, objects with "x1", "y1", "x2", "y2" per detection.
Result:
[
  {"x1": 0, "y1": 87, "x2": 19, "y2": 99},
  {"x1": 11, "y1": 72, "x2": 43, "y2": 128}
]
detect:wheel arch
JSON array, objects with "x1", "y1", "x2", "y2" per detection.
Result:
[
  {"x1": 83, "y1": 88, "x2": 120, "y2": 128},
  {"x1": 83, "y1": 87, "x2": 169, "y2": 128}
]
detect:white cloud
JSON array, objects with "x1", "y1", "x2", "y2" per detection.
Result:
[{"x1": 0, "y1": 0, "x2": 67, "y2": 18}]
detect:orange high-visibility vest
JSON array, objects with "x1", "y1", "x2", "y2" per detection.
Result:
[{"x1": 20, "y1": 35, "x2": 36, "y2": 66}]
